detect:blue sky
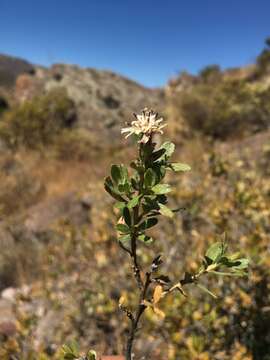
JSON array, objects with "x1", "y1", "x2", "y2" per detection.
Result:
[{"x1": 1, "y1": 0, "x2": 269, "y2": 87}]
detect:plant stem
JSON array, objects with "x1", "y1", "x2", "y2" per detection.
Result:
[
  {"x1": 125, "y1": 142, "x2": 151, "y2": 359},
  {"x1": 125, "y1": 206, "x2": 143, "y2": 359},
  {"x1": 125, "y1": 305, "x2": 144, "y2": 360},
  {"x1": 125, "y1": 272, "x2": 151, "y2": 360},
  {"x1": 130, "y1": 205, "x2": 143, "y2": 290}
]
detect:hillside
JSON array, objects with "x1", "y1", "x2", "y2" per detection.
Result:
[
  {"x1": 0, "y1": 55, "x2": 164, "y2": 150},
  {"x1": 0, "y1": 54, "x2": 35, "y2": 88},
  {"x1": 0, "y1": 50, "x2": 269, "y2": 359}
]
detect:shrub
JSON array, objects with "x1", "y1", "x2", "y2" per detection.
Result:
[
  {"x1": 179, "y1": 79, "x2": 270, "y2": 138},
  {"x1": 104, "y1": 109, "x2": 248, "y2": 359},
  {"x1": 0, "y1": 88, "x2": 76, "y2": 149},
  {"x1": 54, "y1": 129, "x2": 94, "y2": 162},
  {"x1": 256, "y1": 37, "x2": 270, "y2": 76},
  {"x1": 199, "y1": 64, "x2": 222, "y2": 84}
]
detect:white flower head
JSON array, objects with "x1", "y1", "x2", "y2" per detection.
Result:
[{"x1": 121, "y1": 108, "x2": 166, "y2": 143}]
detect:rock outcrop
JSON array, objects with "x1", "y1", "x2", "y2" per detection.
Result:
[{"x1": 0, "y1": 56, "x2": 164, "y2": 148}]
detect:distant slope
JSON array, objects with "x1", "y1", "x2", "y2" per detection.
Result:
[
  {"x1": 0, "y1": 54, "x2": 35, "y2": 88},
  {"x1": 39, "y1": 64, "x2": 164, "y2": 148},
  {"x1": 0, "y1": 55, "x2": 164, "y2": 148}
]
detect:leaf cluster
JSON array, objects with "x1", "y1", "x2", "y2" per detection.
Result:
[
  {"x1": 203, "y1": 240, "x2": 249, "y2": 277},
  {"x1": 62, "y1": 342, "x2": 97, "y2": 360},
  {"x1": 104, "y1": 139, "x2": 190, "y2": 247},
  {"x1": 184, "y1": 239, "x2": 250, "y2": 299}
]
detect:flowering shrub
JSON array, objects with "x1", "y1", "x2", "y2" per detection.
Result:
[{"x1": 104, "y1": 109, "x2": 249, "y2": 359}]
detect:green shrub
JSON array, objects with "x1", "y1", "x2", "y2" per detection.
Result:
[
  {"x1": 179, "y1": 79, "x2": 270, "y2": 138},
  {"x1": 0, "y1": 88, "x2": 76, "y2": 149},
  {"x1": 256, "y1": 37, "x2": 270, "y2": 76},
  {"x1": 199, "y1": 64, "x2": 222, "y2": 84},
  {"x1": 104, "y1": 109, "x2": 248, "y2": 359}
]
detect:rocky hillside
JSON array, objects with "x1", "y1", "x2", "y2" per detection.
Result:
[
  {"x1": 0, "y1": 55, "x2": 164, "y2": 149},
  {"x1": 0, "y1": 47, "x2": 270, "y2": 359}
]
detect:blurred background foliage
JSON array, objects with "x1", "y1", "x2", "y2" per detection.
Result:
[{"x1": 0, "y1": 38, "x2": 269, "y2": 360}]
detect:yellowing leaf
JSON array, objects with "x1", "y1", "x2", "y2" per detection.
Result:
[
  {"x1": 153, "y1": 306, "x2": 165, "y2": 319},
  {"x1": 153, "y1": 285, "x2": 163, "y2": 304},
  {"x1": 143, "y1": 300, "x2": 165, "y2": 319},
  {"x1": 142, "y1": 300, "x2": 152, "y2": 308},
  {"x1": 119, "y1": 296, "x2": 126, "y2": 306}
]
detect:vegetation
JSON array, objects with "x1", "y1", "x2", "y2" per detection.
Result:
[
  {"x1": 199, "y1": 64, "x2": 222, "y2": 84},
  {"x1": 54, "y1": 129, "x2": 94, "y2": 162},
  {"x1": 0, "y1": 88, "x2": 76, "y2": 149},
  {"x1": 256, "y1": 37, "x2": 270, "y2": 76},
  {"x1": 2, "y1": 39, "x2": 270, "y2": 360},
  {"x1": 166, "y1": 37, "x2": 270, "y2": 140},
  {"x1": 104, "y1": 109, "x2": 248, "y2": 359},
  {"x1": 0, "y1": 96, "x2": 9, "y2": 116},
  {"x1": 0, "y1": 123, "x2": 268, "y2": 359},
  {"x1": 177, "y1": 78, "x2": 270, "y2": 138}
]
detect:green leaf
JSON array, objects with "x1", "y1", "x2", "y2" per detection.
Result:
[
  {"x1": 123, "y1": 207, "x2": 131, "y2": 226},
  {"x1": 104, "y1": 185, "x2": 125, "y2": 202},
  {"x1": 119, "y1": 234, "x2": 131, "y2": 243},
  {"x1": 218, "y1": 254, "x2": 249, "y2": 269},
  {"x1": 156, "y1": 194, "x2": 167, "y2": 204},
  {"x1": 120, "y1": 165, "x2": 128, "y2": 180},
  {"x1": 170, "y1": 163, "x2": 191, "y2": 172},
  {"x1": 231, "y1": 258, "x2": 249, "y2": 270},
  {"x1": 128, "y1": 195, "x2": 140, "y2": 209},
  {"x1": 160, "y1": 141, "x2": 175, "y2": 158},
  {"x1": 116, "y1": 223, "x2": 130, "y2": 234},
  {"x1": 144, "y1": 168, "x2": 156, "y2": 188},
  {"x1": 197, "y1": 283, "x2": 218, "y2": 299},
  {"x1": 158, "y1": 203, "x2": 174, "y2": 218},
  {"x1": 138, "y1": 234, "x2": 153, "y2": 244},
  {"x1": 152, "y1": 148, "x2": 166, "y2": 162},
  {"x1": 142, "y1": 197, "x2": 159, "y2": 215},
  {"x1": 205, "y1": 242, "x2": 227, "y2": 264},
  {"x1": 152, "y1": 163, "x2": 166, "y2": 183},
  {"x1": 104, "y1": 177, "x2": 126, "y2": 202},
  {"x1": 114, "y1": 202, "x2": 126, "y2": 210},
  {"x1": 111, "y1": 164, "x2": 128, "y2": 184},
  {"x1": 118, "y1": 182, "x2": 131, "y2": 193},
  {"x1": 111, "y1": 165, "x2": 121, "y2": 184},
  {"x1": 62, "y1": 345, "x2": 70, "y2": 353},
  {"x1": 138, "y1": 217, "x2": 158, "y2": 230},
  {"x1": 218, "y1": 256, "x2": 239, "y2": 268},
  {"x1": 152, "y1": 184, "x2": 172, "y2": 195},
  {"x1": 62, "y1": 342, "x2": 79, "y2": 359},
  {"x1": 87, "y1": 350, "x2": 97, "y2": 360},
  {"x1": 63, "y1": 354, "x2": 77, "y2": 360}
]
